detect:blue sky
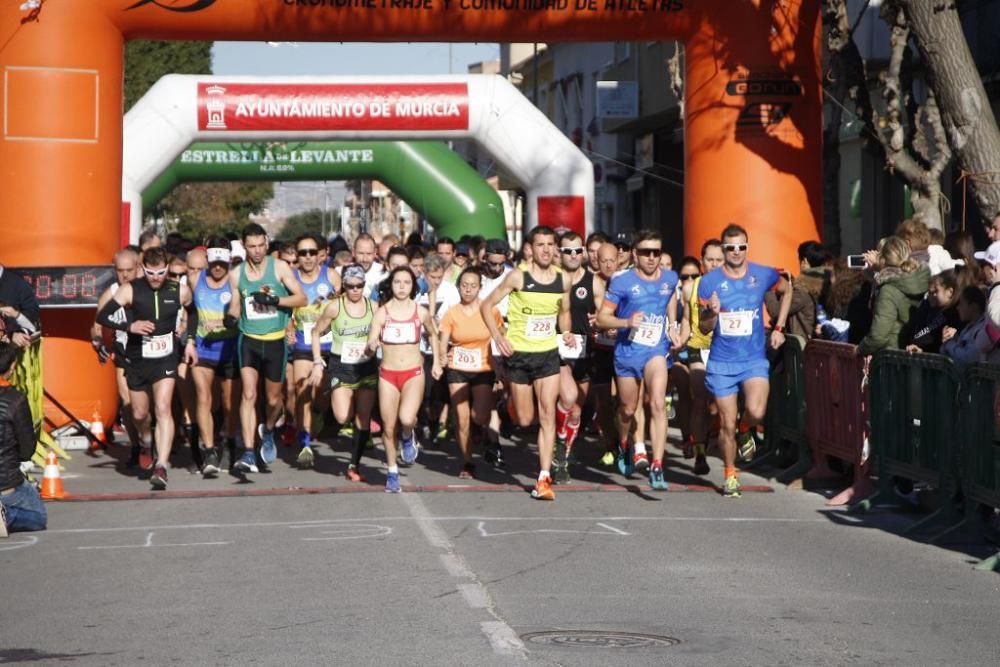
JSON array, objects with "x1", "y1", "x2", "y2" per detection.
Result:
[{"x1": 212, "y1": 42, "x2": 500, "y2": 76}]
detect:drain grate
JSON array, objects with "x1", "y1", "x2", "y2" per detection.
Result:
[{"x1": 520, "y1": 630, "x2": 680, "y2": 649}]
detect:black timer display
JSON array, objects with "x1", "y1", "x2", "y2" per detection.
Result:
[{"x1": 12, "y1": 266, "x2": 115, "y2": 308}]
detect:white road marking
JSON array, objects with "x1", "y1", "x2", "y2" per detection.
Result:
[
  {"x1": 440, "y1": 553, "x2": 474, "y2": 579},
  {"x1": 42, "y1": 515, "x2": 828, "y2": 535},
  {"x1": 596, "y1": 522, "x2": 631, "y2": 536},
  {"x1": 458, "y1": 583, "x2": 489, "y2": 609},
  {"x1": 0, "y1": 535, "x2": 38, "y2": 551},
  {"x1": 481, "y1": 621, "x2": 527, "y2": 657},
  {"x1": 400, "y1": 494, "x2": 527, "y2": 660},
  {"x1": 476, "y1": 521, "x2": 630, "y2": 538},
  {"x1": 299, "y1": 524, "x2": 392, "y2": 541},
  {"x1": 77, "y1": 530, "x2": 230, "y2": 550}
]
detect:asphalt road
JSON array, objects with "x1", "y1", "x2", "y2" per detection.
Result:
[{"x1": 3, "y1": 483, "x2": 998, "y2": 665}]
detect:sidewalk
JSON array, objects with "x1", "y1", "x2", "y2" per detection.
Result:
[{"x1": 48, "y1": 429, "x2": 775, "y2": 501}]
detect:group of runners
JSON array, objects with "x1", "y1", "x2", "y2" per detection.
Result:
[{"x1": 92, "y1": 221, "x2": 791, "y2": 500}]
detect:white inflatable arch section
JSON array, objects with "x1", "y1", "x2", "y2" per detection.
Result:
[{"x1": 123, "y1": 74, "x2": 593, "y2": 242}]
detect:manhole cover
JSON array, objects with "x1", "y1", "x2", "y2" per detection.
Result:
[{"x1": 520, "y1": 631, "x2": 680, "y2": 649}]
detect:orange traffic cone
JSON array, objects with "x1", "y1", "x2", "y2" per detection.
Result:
[
  {"x1": 40, "y1": 450, "x2": 65, "y2": 500},
  {"x1": 89, "y1": 411, "x2": 106, "y2": 452}
]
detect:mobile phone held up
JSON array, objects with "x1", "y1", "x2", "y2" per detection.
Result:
[{"x1": 846, "y1": 254, "x2": 867, "y2": 269}]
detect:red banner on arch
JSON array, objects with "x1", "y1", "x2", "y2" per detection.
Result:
[{"x1": 197, "y1": 82, "x2": 470, "y2": 132}]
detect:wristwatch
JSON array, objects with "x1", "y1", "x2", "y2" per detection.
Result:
[
  {"x1": 313, "y1": 357, "x2": 326, "y2": 368},
  {"x1": 774, "y1": 324, "x2": 785, "y2": 333}
]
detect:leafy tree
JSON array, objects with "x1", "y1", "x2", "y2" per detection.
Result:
[
  {"x1": 155, "y1": 182, "x2": 274, "y2": 243},
  {"x1": 124, "y1": 41, "x2": 273, "y2": 241},
  {"x1": 124, "y1": 41, "x2": 212, "y2": 111},
  {"x1": 277, "y1": 209, "x2": 340, "y2": 243}
]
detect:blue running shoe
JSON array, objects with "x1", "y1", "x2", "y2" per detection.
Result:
[
  {"x1": 385, "y1": 471, "x2": 401, "y2": 493},
  {"x1": 649, "y1": 465, "x2": 668, "y2": 491},
  {"x1": 234, "y1": 450, "x2": 259, "y2": 474},
  {"x1": 617, "y1": 442, "x2": 635, "y2": 476},
  {"x1": 259, "y1": 424, "x2": 277, "y2": 464},
  {"x1": 400, "y1": 430, "x2": 419, "y2": 465}
]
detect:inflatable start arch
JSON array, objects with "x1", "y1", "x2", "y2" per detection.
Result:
[
  {"x1": 142, "y1": 141, "x2": 507, "y2": 240},
  {"x1": 0, "y1": 1, "x2": 820, "y2": 422},
  {"x1": 122, "y1": 74, "x2": 591, "y2": 243}
]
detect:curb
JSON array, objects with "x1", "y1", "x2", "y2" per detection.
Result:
[{"x1": 53, "y1": 483, "x2": 774, "y2": 502}]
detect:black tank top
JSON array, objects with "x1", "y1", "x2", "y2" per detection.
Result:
[
  {"x1": 125, "y1": 278, "x2": 182, "y2": 360},
  {"x1": 569, "y1": 269, "x2": 596, "y2": 335}
]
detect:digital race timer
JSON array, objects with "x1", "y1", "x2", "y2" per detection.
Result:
[{"x1": 12, "y1": 266, "x2": 115, "y2": 309}]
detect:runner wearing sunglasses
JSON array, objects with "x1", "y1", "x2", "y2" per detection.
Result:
[
  {"x1": 188, "y1": 237, "x2": 242, "y2": 477},
  {"x1": 697, "y1": 224, "x2": 792, "y2": 497},
  {"x1": 289, "y1": 234, "x2": 342, "y2": 467},
  {"x1": 597, "y1": 230, "x2": 681, "y2": 490},
  {"x1": 309, "y1": 264, "x2": 377, "y2": 482},
  {"x1": 481, "y1": 226, "x2": 575, "y2": 501},
  {"x1": 552, "y1": 231, "x2": 604, "y2": 483},
  {"x1": 96, "y1": 247, "x2": 198, "y2": 490}
]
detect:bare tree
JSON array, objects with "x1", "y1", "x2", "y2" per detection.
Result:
[
  {"x1": 896, "y1": 0, "x2": 1000, "y2": 226},
  {"x1": 825, "y1": 0, "x2": 1000, "y2": 231}
]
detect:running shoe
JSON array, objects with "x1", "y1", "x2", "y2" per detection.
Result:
[
  {"x1": 385, "y1": 471, "x2": 401, "y2": 493},
  {"x1": 553, "y1": 461, "x2": 571, "y2": 485},
  {"x1": 633, "y1": 451, "x2": 650, "y2": 474},
  {"x1": 201, "y1": 448, "x2": 221, "y2": 478},
  {"x1": 722, "y1": 475, "x2": 742, "y2": 498},
  {"x1": 665, "y1": 395, "x2": 676, "y2": 421},
  {"x1": 0, "y1": 503, "x2": 8, "y2": 539},
  {"x1": 617, "y1": 442, "x2": 635, "y2": 476},
  {"x1": 531, "y1": 476, "x2": 555, "y2": 501},
  {"x1": 649, "y1": 465, "x2": 668, "y2": 491},
  {"x1": 682, "y1": 439, "x2": 695, "y2": 459},
  {"x1": 138, "y1": 446, "x2": 154, "y2": 472},
  {"x1": 458, "y1": 462, "x2": 475, "y2": 480},
  {"x1": 234, "y1": 450, "x2": 259, "y2": 474},
  {"x1": 400, "y1": 431, "x2": 419, "y2": 465},
  {"x1": 345, "y1": 465, "x2": 365, "y2": 483},
  {"x1": 259, "y1": 424, "x2": 277, "y2": 464},
  {"x1": 296, "y1": 445, "x2": 314, "y2": 469},
  {"x1": 553, "y1": 438, "x2": 569, "y2": 484},
  {"x1": 693, "y1": 453, "x2": 710, "y2": 476},
  {"x1": 340, "y1": 424, "x2": 355, "y2": 439},
  {"x1": 434, "y1": 423, "x2": 449, "y2": 445},
  {"x1": 737, "y1": 431, "x2": 756, "y2": 462},
  {"x1": 600, "y1": 450, "x2": 616, "y2": 466},
  {"x1": 484, "y1": 443, "x2": 505, "y2": 468},
  {"x1": 150, "y1": 464, "x2": 168, "y2": 490}
]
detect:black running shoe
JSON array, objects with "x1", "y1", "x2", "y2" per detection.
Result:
[
  {"x1": 202, "y1": 447, "x2": 221, "y2": 478},
  {"x1": 484, "y1": 443, "x2": 505, "y2": 468}
]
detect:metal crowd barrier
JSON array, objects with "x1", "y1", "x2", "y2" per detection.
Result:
[{"x1": 801, "y1": 341, "x2": 867, "y2": 493}]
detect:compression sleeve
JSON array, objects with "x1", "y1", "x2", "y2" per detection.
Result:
[{"x1": 96, "y1": 298, "x2": 129, "y2": 332}]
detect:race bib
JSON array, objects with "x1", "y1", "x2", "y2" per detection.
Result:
[
  {"x1": 339, "y1": 340, "x2": 367, "y2": 365},
  {"x1": 142, "y1": 333, "x2": 173, "y2": 359},
  {"x1": 719, "y1": 310, "x2": 753, "y2": 337},
  {"x1": 558, "y1": 334, "x2": 586, "y2": 360},
  {"x1": 245, "y1": 296, "x2": 276, "y2": 321},
  {"x1": 451, "y1": 346, "x2": 482, "y2": 371},
  {"x1": 303, "y1": 322, "x2": 333, "y2": 346},
  {"x1": 630, "y1": 320, "x2": 663, "y2": 347},
  {"x1": 525, "y1": 315, "x2": 556, "y2": 339},
  {"x1": 383, "y1": 321, "x2": 417, "y2": 344}
]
